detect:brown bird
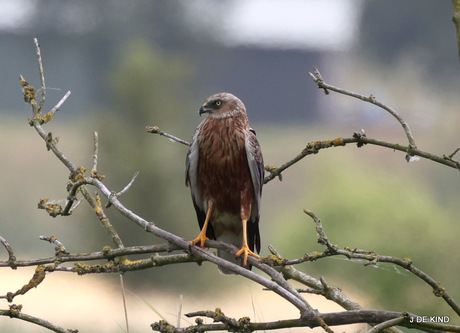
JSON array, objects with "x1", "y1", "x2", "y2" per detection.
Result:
[{"x1": 186, "y1": 92, "x2": 264, "y2": 274}]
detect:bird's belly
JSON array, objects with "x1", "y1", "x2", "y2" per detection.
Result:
[
  {"x1": 211, "y1": 210, "x2": 243, "y2": 247},
  {"x1": 198, "y1": 142, "x2": 250, "y2": 215}
]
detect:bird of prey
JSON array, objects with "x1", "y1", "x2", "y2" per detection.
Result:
[{"x1": 186, "y1": 92, "x2": 264, "y2": 274}]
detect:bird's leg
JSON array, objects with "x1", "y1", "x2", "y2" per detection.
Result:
[
  {"x1": 236, "y1": 192, "x2": 260, "y2": 266},
  {"x1": 190, "y1": 201, "x2": 213, "y2": 248},
  {"x1": 235, "y1": 218, "x2": 260, "y2": 267}
]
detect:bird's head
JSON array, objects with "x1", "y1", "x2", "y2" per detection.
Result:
[{"x1": 199, "y1": 92, "x2": 246, "y2": 119}]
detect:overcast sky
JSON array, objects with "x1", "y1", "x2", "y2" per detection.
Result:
[
  {"x1": 220, "y1": 0, "x2": 360, "y2": 51},
  {"x1": 1, "y1": 0, "x2": 360, "y2": 51}
]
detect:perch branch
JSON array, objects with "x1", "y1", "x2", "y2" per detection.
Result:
[{"x1": 84, "y1": 177, "x2": 316, "y2": 319}]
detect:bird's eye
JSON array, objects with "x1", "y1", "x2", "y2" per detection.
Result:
[{"x1": 215, "y1": 100, "x2": 222, "y2": 106}]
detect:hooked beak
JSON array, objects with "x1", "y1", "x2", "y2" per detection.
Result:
[{"x1": 199, "y1": 103, "x2": 212, "y2": 116}]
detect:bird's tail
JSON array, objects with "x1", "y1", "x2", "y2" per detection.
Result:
[
  {"x1": 217, "y1": 249, "x2": 244, "y2": 275},
  {"x1": 216, "y1": 232, "x2": 244, "y2": 275}
]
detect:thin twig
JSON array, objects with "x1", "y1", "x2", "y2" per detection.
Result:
[
  {"x1": 39, "y1": 235, "x2": 69, "y2": 255},
  {"x1": 0, "y1": 235, "x2": 16, "y2": 264},
  {"x1": 301, "y1": 211, "x2": 460, "y2": 316},
  {"x1": 80, "y1": 187, "x2": 125, "y2": 249},
  {"x1": 31, "y1": 121, "x2": 77, "y2": 173},
  {"x1": 0, "y1": 305, "x2": 74, "y2": 333},
  {"x1": 116, "y1": 171, "x2": 140, "y2": 197},
  {"x1": 33, "y1": 37, "x2": 46, "y2": 113},
  {"x1": 268, "y1": 245, "x2": 364, "y2": 313},
  {"x1": 41, "y1": 90, "x2": 71, "y2": 124},
  {"x1": 303, "y1": 209, "x2": 337, "y2": 253},
  {"x1": 0, "y1": 243, "x2": 178, "y2": 268},
  {"x1": 368, "y1": 316, "x2": 406, "y2": 333},
  {"x1": 92, "y1": 131, "x2": 99, "y2": 172},
  {"x1": 448, "y1": 147, "x2": 460, "y2": 159},
  {"x1": 146, "y1": 125, "x2": 190, "y2": 146},
  {"x1": 309, "y1": 68, "x2": 417, "y2": 151}
]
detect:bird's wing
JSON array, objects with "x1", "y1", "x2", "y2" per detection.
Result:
[
  {"x1": 245, "y1": 127, "x2": 264, "y2": 252},
  {"x1": 246, "y1": 128, "x2": 264, "y2": 211},
  {"x1": 186, "y1": 127, "x2": 205, "y2": 215},
  {"x1": 186, "y1": 124, "x2": 215, "y2": 239},
  {"x1": 185, "y1": 126, "x2": 199, "y2": 189}
]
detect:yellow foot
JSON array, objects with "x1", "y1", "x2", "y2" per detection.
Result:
[
  {"x1": 189, "y1": 232, "x2": 209, "y2": 248},
  {"x1": 235, "y1": 245, "x2": 260, "y2": 267}
]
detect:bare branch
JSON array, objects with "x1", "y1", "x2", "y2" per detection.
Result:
[
  {"x1": 300, "y1": 210, "x2": 460, "y2": 316},
  {"x1": 264, "y1": 133, "x2": 460, "y2": 183},
  {"x1": 267, "y1": 246, "x2": 364, "y2": 313},
  {"x1": 309, "y1": 68, "x2": 417, "y2": 151},
  {"x1": 84, "y1": 176, "x2": 316, "y2": 318},
  {"x1": 33, "y1": 37, "x2": 46, "y2": 113},
  {"x1": 146, "y1": 125, "x2": 190, "y2": 146},
  {"x1": 0, "y1": 234, "x2": 16, "y2": 265},
  {"x1": 0, "y1": 243, "x2": 178, "y2": 268},
  {"x1": 115, "y1": 171, "x2": 140, "y2": 197},
  {"x1": 1, "y1": 265, "x2": 46, "y2": 302},
  {"x1": 80, "y1": 187, "x2": 125, "y2": 249},
  {"x1": 41, "y1": 90, "x2": 71, "y2": 124},
  {"x1": 368, "y1": 316, "x2": 406, "y2": 333},
  {"x1": 0, "y1": 304, "x2": 76, "y2": 333},
  {"x1": 39, "y1": 235, "x2": 69, "y2": 256},
  {"x1": 92, "y1": 131, "x2": 99, "y2": 172},
  {"x1": 154, "y1": 309, "x2": 459, "y2": 333}
]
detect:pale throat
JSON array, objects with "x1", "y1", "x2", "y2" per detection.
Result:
[{"x1": 207, "y1": 107, "x2": 242, "y2": 119}]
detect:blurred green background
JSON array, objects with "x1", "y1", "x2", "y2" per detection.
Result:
[{"x1": 1, "y1": 1, "x2": 460, "y2": 332}]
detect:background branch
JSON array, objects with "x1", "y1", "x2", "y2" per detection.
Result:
[
  {"x1": 0, "y1": 305, "x2": 75, "y2": 333},
  {"x1": 153, "y1": 308, "x2": 459, "y2": 333},
  {"x1": 308, "y1": 68, "x2": 417, "y2": 151}
]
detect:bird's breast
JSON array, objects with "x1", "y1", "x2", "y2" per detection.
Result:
[{"x1": 196, "y1": 117, "x2": 253, "y2": 215}]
